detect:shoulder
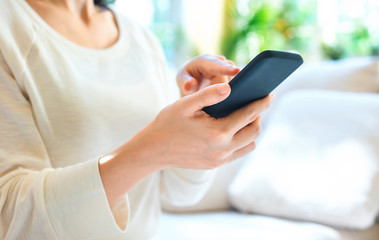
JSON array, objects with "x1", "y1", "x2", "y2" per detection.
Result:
[
  {"x1": 0, "y1": 0, "x2": 40, "y2": 80},
  {"x1": 0, "y1": 0, "x2": 39, "y2": 41}
]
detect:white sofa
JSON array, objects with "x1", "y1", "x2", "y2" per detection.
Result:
[{"x1": 159, "y1": 57, "x2": 379, "y2": 240}]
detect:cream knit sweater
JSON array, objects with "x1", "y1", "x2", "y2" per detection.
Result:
[{"x1": 0, "y1": 0, "x2": 214, "y2": 239}]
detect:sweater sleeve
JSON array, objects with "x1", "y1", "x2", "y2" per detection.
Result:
[
  {"x1": 0, "y1": 53, "x2": 129, "y2": 239},
  {"x1": 160, "y1": 168, "x2": 217, "y2": 207}
]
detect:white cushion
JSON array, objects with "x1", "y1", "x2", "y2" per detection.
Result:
[
  {"x1": 160, "y1": 211, "x2": 379, "y2": 240},
  {"x1": 274, "y1": 57, "x2": 379, "y2": 94},
  {"x1": 261, "y1": 57, "x2": 379, "y2": 125},
  {"x1": 228, "y1": 90, "x2": 379, "y2": 229}
]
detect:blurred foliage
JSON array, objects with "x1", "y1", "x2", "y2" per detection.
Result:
[
  {"x1": 221, "y1": 0, "x2": 378, "y2": 64},
  {"x1": 321, "y1": 23, "x2": 376, "y2": 60},
  {"x1": 221, "y1": 0, "x2": 316, "y2": 65},
  {"x1": 149, "y1": 0, "x2": 378, "y2": 65}
]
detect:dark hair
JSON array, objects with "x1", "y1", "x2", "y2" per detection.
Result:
[{"x1": 94, "y1": 0, "x2": 116, "y2": 6}]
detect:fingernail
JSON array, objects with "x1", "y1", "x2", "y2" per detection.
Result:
[
  {"x1": 217, "y1": 83, "x2": 229, "y2": 95},
  {"x1": 184, "y1": 79, "x2": 196, "y2": 92}
]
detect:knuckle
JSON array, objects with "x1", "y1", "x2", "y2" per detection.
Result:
[
  {"x1": 198, "y1": 91, "x2": 209, "y2": 107},
  {"x1": 247, "y1": 122, "x2": 261, "y2": 140},
  {"x1": 237, "y1": 142, "x2": 257, "y2": 159},
  {"x1": 255, "y1": 127, "x2": 261, "y2": 138},
  {"x1": 252, "y1": 123, "x2": 261, "y2": 138},
  {"x1": 246, "y1": 109, "x2": 258, "y2": 122},
  {"x1": 207, "y1": 150, "x2": 229, "y2": 165},
  {"x1": 211, "y1": 128, "x2": 230, "y2": 144}
]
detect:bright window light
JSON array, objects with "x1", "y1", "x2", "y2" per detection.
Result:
[{"x1": 114, "y1": 0, "x2": 154, "y2": 27}]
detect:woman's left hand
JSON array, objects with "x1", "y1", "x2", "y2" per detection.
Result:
[{"x1": 176, "y1": 54, "x2": 240, "y2": 97}]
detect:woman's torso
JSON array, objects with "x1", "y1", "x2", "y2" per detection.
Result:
[{"x1": 0, "y1": 0, "x2": 169, "y2": 238}]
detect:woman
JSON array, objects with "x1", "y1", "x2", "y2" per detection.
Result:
[{"x1": 0, "y1": 0, "x2": 272, "y2": 239}]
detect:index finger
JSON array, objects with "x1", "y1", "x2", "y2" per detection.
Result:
[
  {"x1": 198, "y1": 55, "x2": 240, "y2": 77},
  {"x1": 210, "y1": 59, "x2": 240, "y2": 76},
  {"x1": 223, "y1": 94, "x2": 274, "y2": 134}
]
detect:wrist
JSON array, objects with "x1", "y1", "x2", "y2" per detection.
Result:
[{"x1": 98, "y1": 132, "x2": 165, "y2": 206}]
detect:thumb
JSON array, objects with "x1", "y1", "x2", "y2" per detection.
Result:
[{"x1": 181, "y1": 83, "x2": 231, "y2": 115}]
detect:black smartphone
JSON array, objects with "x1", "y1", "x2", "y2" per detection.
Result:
[{"x1": 202, "y1": 50, "x2": 303, "y2": 118}]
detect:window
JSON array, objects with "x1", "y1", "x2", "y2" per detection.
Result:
[{"x1": 115, "y1": 0, "x2": 379, "y2": 65}]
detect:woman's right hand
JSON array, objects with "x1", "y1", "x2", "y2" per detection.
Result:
[
  {"x1": 99, "y1": 83, "x2": 273, "y2": 205},
  {"x1": 140, "y1": 83, "x2": 273, "y2": 169}
]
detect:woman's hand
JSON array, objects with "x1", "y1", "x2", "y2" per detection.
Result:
[
  {"x1": 145, "y1": 84, "x2": 273, "y2": 169},
  {"x1": 176, "y1": 54, "x2": 240, "y2": 97},
  {"x1": 99, "y1": 83, "x2": 273, "y2": 206}
]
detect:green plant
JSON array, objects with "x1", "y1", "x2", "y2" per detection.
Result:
[
  {"x1": 221, "y1": 0, "x2": 378, "y2": 63},
  {"x1": 220, "y1": 0, "x2": 316, "y2": 65},
  {"x1": 321, "y1": 23, "x2": 373, "y2": 60}
]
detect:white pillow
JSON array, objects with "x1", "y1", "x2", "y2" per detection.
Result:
[
  {"x1": 261, "y1": 57, "x2": 379, "y2": 126},
  {"x1": 228, "y1": 90, "x2": 379, "y2": 230},
  {"x1": 273, "y1": 57, "x2": 379, "y2": 94}
]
